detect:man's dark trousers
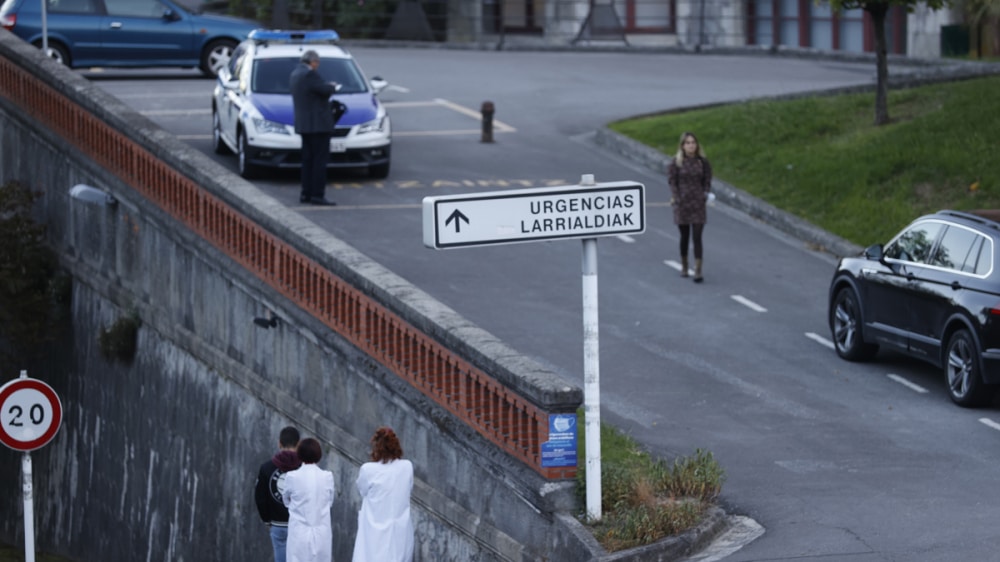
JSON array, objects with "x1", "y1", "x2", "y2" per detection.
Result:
[{"x1": 300, "y1": 132, "x2": 331, "y2": 200}]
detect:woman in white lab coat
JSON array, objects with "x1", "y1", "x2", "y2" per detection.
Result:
[
  {"x1": 352, "y1": 427, "x2": 414, "y2": 562},
  {"x1": 282, "y1": 438, "x2": 335, "y2": 562}
]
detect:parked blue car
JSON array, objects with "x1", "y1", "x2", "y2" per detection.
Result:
[{"x1": 0, "y1": 0, "x2": 258, "y2": 76}]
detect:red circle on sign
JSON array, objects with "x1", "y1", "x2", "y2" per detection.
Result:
[{"x1": 0, "y1": 378, "x2": 63, "y2": 451}]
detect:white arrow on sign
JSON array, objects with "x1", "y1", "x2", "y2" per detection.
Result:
[{"x1": 422, "y1": 181, "x2": 645, "y2": 249}]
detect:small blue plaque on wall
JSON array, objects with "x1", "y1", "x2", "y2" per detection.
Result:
[{"x1": 541, "y1": 413, "x2": 577, "y2": 468}]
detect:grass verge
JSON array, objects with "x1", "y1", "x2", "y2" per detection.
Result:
[
  {"x1": 610, "y1": 75, "x2": 1000, "y2": 247},
  {"x1": 576, "y1": 413, "x2": 725, "y2": 552}
]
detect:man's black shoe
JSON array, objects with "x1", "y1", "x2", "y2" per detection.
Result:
[{"x1": 307, "y1": 197, "x2": 337, "y2": 206}]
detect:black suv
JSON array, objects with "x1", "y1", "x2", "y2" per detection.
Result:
[{"x1": 828, "y1": 210, "x2": 1000, "y2": 407}]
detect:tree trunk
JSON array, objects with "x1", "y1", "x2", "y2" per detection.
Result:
[{"x1": 870, "y1": 3, "x2": 890, "y2": 125}]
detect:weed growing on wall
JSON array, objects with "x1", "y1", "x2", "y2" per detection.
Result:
[
  {"x1": 0, "y1": 180, "x2": 63, "y2": 364},
  {"x1": 99, "y1": 310, "x2": 141, "y2": 363}
]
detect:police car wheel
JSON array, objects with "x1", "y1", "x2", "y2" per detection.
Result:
[
  {"x1": 212, "y1": 110, "x2": 231, "y2": 155},
  {"x1": 238, "y1": 130, "x2": 259, "y2": 179}
]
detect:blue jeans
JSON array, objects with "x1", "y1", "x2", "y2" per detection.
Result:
[{"x1": 270, "y1": 524, "x2": 288, "y2": 562}]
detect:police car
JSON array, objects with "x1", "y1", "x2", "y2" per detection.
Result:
[{"x1": 211, "y1": 29, "x2": 391, "y2": 179}]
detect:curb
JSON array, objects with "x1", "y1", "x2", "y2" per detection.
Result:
[{"x1": 598, "y1": 507, "x2": 730, "y2": 562}]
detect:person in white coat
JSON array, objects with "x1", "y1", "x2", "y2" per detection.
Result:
[
  {"x1": 282, "y1": 438, "x2": 335, "y2": 562},
  {"x1": 352, "y1": 427, "x2": 414, "y2": 562}
]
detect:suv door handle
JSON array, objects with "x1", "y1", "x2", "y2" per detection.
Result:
[
  {"x1": 951, "y1": 281, "x2": 962, "y2": 290},
  {"x1": 906, "y1": 271, "x2": 915, "y2": 281}
]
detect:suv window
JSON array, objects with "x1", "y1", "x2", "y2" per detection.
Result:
[
  {"x1": 884, "y1": 221, "x2": 943, "y2": 264},
  {"x1": 972, "y1": 237, "x2": 993, "y2": 275},
  {"x1": 929, "y1": 225, "x2": 988, "y2": 273}
]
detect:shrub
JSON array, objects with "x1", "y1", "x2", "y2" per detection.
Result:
[
  {"x1": 577, "y1": 417, "x2": 726, "y2": 552},
  {"x1": 0, "y1": 180, "x2": 63, "y2": 363}
]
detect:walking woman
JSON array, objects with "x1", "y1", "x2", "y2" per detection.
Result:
[
  {"x1": 282, "y1": 438, "x2": 335, "y2": 562},
  {"x1": 667, "y1": 131, "x2": 713, "y2": 283},
  {"x1": 352, "y1": 427, "x2": 414, "y2": 562}
]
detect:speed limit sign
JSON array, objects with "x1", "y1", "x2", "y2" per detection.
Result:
[{"x1": 0, "y1": 377, "x2": 62, "y2": 452}]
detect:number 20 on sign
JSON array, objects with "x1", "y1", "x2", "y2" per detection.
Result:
[{"x1": 0, "y1": 376, "x2": 62, "y2": 452}]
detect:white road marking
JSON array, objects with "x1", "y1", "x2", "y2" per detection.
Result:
[
  {"x1": 177, "y1": 134, "x2": 211, "y2": 140},
  {"x1": 887, "y1": 374, "x2": 929, "y2": 394},
  {"x1": 979, "y1": 418, "x2": 1000, "y2": 432},
  {"x1": 433, "y1": 98, "x2": 517, "y2": 132},
  {"x1": 681, "y1": 515, "x2": 765, "y2": 562},
  {"x1": 616, "y1": 234, "x2": 635, "y2": 243},
  {"x1": 383, "y1": 84, "x2": 410, "y2": 93},
  {"x1": 804, "y1": 332, "x2": 834, "y2": 349},
  {"x1": 393, "y1": 129, "x2": 486, "y2": 137},
  {"x1": 663, "y1": 259, "x2": 688, "y2": 275},
  {"x1": 731, "y1": 295, "x2": 767, "y2": 312}
]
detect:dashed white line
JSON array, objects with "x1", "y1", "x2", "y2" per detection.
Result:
[
  {"x1": 887, "y1": 374, "x2": 929, "y2": 394},
  {"x1": 979, "y1": 418, "x2": 1000, "y2": 432},
  {"x1": 616, "y1": 234, "x2": 636, "y2": 243},
  {"x1": 804, "y1": 332, "x2": 834, "y2": 349},
  {"x1": 731, "y1": 295, "x2": 767, "y2": 312},
  {"x1": 663, "y1": 259, "x2": 690, "y2": 275}
]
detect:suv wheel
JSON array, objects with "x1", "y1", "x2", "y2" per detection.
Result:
[
  {"x1": 830, "y1": 286, "x2": 878, "y2": 361},
  {"x1": 945, "y1": 329, "x2": 993, "y2": 407}
]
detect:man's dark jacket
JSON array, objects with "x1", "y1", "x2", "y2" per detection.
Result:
[
  {"x1": 289, "y1": 62, "x2": 339, "y2": 134},
  {"x1": 254, "y1": 450, "x2": 301, "y2": 525}
]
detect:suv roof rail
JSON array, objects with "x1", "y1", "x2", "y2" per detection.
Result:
[
  {"x1": 248, "y1": 29, "x2": 340, "y2": 45},
  {"x1": 937, "y1": 209, "x2": 1000, "y2": 233}
]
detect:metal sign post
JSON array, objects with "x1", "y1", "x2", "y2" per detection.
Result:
[
  {"x1": 40, "y1": 0, "x2": 48, "y2": 57},
  {"x1": 581, "y1": 236, "x2": 602, "y2": 519},
  {"x1": 1, "y1": 370, "x2": 63, "y2": 562},
  {"x1": 22, "y1": 452, "x2": 34, "y2": 562}
]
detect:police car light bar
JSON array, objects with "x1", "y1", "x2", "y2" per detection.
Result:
[{"x1": 248, "y1": 29, "x2": 340, "y2": 44}]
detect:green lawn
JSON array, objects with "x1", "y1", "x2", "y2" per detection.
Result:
[{"x1": 610, "y1": 75, "x2": 1000, "y2": 247}]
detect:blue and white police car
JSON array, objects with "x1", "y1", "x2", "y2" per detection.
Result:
[{"x1": 211, "y1": 29, "x2": 391, "y2": 179}]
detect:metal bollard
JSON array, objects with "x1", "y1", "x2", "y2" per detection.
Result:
[{"x1": 481, "y1": 101, "x2": 495, "y2": 143}]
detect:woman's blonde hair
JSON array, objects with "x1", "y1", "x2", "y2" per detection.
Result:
[{"x1": 674, "y1": 132, "x2": 706, "y2": 167}]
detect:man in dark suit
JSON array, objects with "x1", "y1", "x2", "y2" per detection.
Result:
[{"x1": 290, "y1": 50, "x2": 339, "y2": 206}]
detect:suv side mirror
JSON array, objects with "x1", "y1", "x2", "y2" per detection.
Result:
[
  {"x1": 162, "y1": 8, "x2": 181, "y2": 21},
  {"x1": 864, "y1": 243, "x2": 884, "y2": 262}
]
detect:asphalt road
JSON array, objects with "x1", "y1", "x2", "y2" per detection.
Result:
[{"x1": 88, "y1": 49, "x2": 1000, "y2": 562}]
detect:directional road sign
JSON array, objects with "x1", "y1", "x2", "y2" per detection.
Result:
[
  {"x1": 0, "y1": 377, "x2": 62, "y2": 452},
  {"x1": 422, "y1": 181, "x2": 645, "y2": 249}
]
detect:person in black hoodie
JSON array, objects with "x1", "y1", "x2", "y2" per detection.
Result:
[{"x1": 255, "y1": 426, "x2": 302, "y2": 562}]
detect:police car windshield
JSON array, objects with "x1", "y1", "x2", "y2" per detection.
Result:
[{"x1": 252, "y1": 57, "x2": 368, "y2": 95}]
